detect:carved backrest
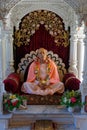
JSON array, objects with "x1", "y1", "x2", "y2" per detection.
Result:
[{"x1": 17, "y1": 49, "x2": 67, "y2": 82}]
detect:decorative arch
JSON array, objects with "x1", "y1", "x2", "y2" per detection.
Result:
[
  {"x1": 14, "y1": 10, "x2": 69, "y2": 47},
  {"x1": 13, "y1": 9, "x2": 70, "y2": 71}
]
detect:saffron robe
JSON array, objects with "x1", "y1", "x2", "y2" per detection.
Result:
[{"x1": 21, "y1": 59, "x2": 64, "y2": 95}]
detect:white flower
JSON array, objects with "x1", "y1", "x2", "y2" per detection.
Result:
[
  {"x1": 63, "y1": 97, "x2": 67, "y2": 103},
  {"x1": 11, "y1": 98, "x2": 18, "y2": 103},
  {"x1": 68, "y1": 99, "x2": 71, "y2": 103}
]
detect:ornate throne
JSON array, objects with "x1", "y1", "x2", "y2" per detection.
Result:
[{"x1": 3, "y1": 10, "x2": 81, "y2": 105}]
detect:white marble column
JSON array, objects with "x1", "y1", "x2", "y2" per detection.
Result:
[
  {"x1": 9, "y1": 30, "x2": 15, "y2": 73},
  {"x1": 68, "y1": 12, "x2": 78, "y2": 77},
  {"x1": 2, "y1": 33, "x2": 6, "y2": 79},
  {"x1": 77, "y1": 38, "x2": 84, "y2": 81},
  {"x1": 77, "y1": 29, "x2": 85, "y2": 81},
  {"x1": 68, "y1": 31, "x2": 78, "y2": 77},
  {"x1": 5, "y1": 30, "x2": 15, "y2": 76},
  {"x1": 4, "y1": 13, "x2": 15, "y2": 76},
  {"x1": 1, "y1": 29, "x2": 15, "y2": 78},
  {"x1": 0, "y1": 20, "x2": 12, "y2": 130},
  {"x1": 80, "y1": 26, "x2": 87, "y2": 113},
  {"x1": 0, "y1": 20, "x2": 5, "y2": 115},
  {"x1": 76, "y1": 14, "x2": 85, "y2": 81}
]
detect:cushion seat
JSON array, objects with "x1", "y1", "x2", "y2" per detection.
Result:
[{"x1": 22, "y1": 93, "x2": 62, "y2": 105}]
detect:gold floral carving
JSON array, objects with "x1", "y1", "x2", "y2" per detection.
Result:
[{"x1": 14, "y1": 10, "x2": 69, "y2": 47}]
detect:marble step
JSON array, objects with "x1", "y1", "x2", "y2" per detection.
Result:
[{"x1": 8, "y1": 105, "x2": 74, "y2": 128}]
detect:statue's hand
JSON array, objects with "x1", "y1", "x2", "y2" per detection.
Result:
[{"x1": 38, "y1": 81, "x2": 46, "y2": 90}]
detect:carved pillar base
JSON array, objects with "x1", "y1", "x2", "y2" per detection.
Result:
[
  {"x1": 80, "y1": 73, "x2": 87, "y2": 114},
  {"x1": 68, "y1": 61, "x2": 78, "y2": 76},
  {"x1": 74, "y1": 114, "x2": 87, "y2": 130},
  {"x1": 0, "y1": 120, "x2": 8, "y2": 130},
  {"x1": 0, "y1": 81, "x2": 6, "y2": 115},
  {"x1": 0, "y1": 114, "x2": 12, "y2": 130}
]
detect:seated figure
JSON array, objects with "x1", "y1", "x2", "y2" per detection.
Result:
[{"x1": 21, "y1": 48, "x2": 64, "y2": 96}]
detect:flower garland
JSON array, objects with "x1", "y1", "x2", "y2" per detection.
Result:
[
  {"x1": 3, "y1": 93, "x2": 26, "y2": 111},
  {"x1": 34, "y1": 58, "x2": 50, "y2": 85},
  {"x1": 60, "y1": 90, "x2": 83, "y2": 108}
]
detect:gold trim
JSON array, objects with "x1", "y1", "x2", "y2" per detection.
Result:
[
  {"x1": 35, "y1": 120, "x2": 54, "y2": 130},
  {"x1": 14, "y1": 10, "x2": 69, "y2": 47}
]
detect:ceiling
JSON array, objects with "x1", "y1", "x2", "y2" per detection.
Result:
[{"x1": 0, "y1": 0, "x2": 87, "y2": 19}]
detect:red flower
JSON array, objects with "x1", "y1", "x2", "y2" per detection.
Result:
[
  {"x1": 70, "y1": 97, "x2": 77, "y2": 103},
  {"x1": 7, "y1": 99, "x2": 11, "y2": 105},
  {"x1": 12, "y1": 100, "x2": 18, "y2": 106}
]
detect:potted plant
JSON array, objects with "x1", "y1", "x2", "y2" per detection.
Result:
[
  {"x1": 3, "y1": 93, "x2": 27, "y2": 112},
  {"x1": 60, "y1": 90, "x2": 83, "y2": 112}
]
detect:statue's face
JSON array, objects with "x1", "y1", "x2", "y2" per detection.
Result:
[{"x1": 37, "y1": 48, "x2": 47, "y2": 61}]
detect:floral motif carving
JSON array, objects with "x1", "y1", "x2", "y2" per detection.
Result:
[{"x1": 14, "y1": 10, "x2": 69, "y2": 47}]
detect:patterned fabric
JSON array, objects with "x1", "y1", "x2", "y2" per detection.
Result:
[{"x1": 22, "y1": 93, "x2": 62, "y2": 105}]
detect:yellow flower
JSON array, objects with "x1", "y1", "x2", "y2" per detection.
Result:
[
  {"x1": 3, "y1": 93, "x2": 25, "y2": 111},
  {"x1": 69, "y1": 90, "x2": 75, "y2": 97},
  {"x1": 9, "y1": 94, "x2": 16, "y2": 99}
]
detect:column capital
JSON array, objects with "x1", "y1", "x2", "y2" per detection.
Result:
[
  {"x1": 70, "y1": 33, "x2": 78, "y2": 41},
  {"x1": 83, "y1": 27, "x2": 87, "y2": 46},
  {"x1": 77, "y1": 13, "x2": 87, "y2": 27}
]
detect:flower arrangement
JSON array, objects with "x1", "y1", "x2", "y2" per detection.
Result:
[
  {"x1": 60, "y1": 90, "x2": 83, "y2": 108},
  {"x1": 3, "y1": 93, "x2": 27, "y2": 112}
]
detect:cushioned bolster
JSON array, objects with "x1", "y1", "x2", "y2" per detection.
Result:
[
  {"x1": 3, "y1": 79, "x2": 18, "y2": 93},
  {"x1": 3, "y1": 73, "x2": 20, "y2": 93},
  {"x1": 65, "y1": 76, "x2": 76, "y2": 86},
  {"x1": 63, "y1": 73, "x2": 76, "y2": 83},
  {"x1": 65, "y1": 76, "x2": 81, "y2": 91},
  {"x1": 7, "y1": 77, "x2": 19, "y2": 86}
]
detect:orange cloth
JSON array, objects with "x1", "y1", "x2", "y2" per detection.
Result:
[
  {"x1": 21, "y1": 58, "x2": 64, "y2": 95},
  {"x1": 26, "y1": 58, "x2": 60, "y2": 84}
]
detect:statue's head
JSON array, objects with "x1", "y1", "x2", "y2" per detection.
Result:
[{"x1": 37, "y1": 48, "x2": 47, "y2": 61}]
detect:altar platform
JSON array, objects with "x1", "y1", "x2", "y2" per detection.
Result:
[{"x1": 8, "y1": 105, "x2": 75, "y2": 129}]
